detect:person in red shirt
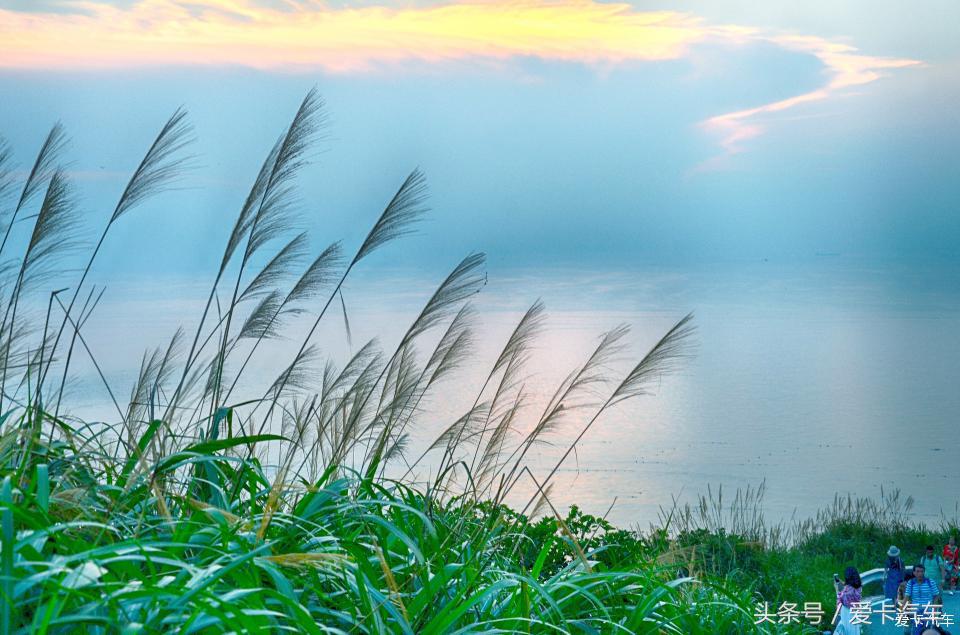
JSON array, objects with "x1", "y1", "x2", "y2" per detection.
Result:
[{"x1": 943, "y1": 535, "x2": 959, "y2": 594}]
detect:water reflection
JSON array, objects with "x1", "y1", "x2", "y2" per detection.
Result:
[{"x1": 64, "y1": 260, "x2": 960, "y2": 527}]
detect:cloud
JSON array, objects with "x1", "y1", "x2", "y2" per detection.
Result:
[
  {"x1": 0, "y1": 0, "x2": 710, "y2": 71},
  {"x1": 699, "y1": 33, "x2": 921, "y2": 167},
  {"x1": 0, "y1": 0, "x2": 920, "y2": 161}
]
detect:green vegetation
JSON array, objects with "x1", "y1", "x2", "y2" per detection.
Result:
[
  {"x1": 0, "y1": 91, "x2": 940, "y2": 633},
  {"x1": 662, "y1": 483, "x2": 960, "y2": 622}
]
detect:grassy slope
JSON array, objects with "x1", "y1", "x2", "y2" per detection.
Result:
[
  {"x1": 4, "y1": 429, "x2": 946, "y2": 633},
  {"x1": 2, "y1": 429, "x2": 809, "y2": 634}
]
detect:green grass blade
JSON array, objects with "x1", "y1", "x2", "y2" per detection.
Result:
[
  {"x1": 36, "y1": 463, "x2": 49, "y2": 512},
  {"x1": 1, "y1": 476, "x2": 13, "y2": 634}
]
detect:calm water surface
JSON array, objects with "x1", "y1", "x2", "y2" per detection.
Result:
[{"x1": 68, "y1": 259, "x2": 960, "y2": 528}]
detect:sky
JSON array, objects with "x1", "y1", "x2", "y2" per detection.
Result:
[{"x1": 0, "y1": 0, "x2": 958, "y2": 276}]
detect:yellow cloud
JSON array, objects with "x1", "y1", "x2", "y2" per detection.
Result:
[
  {"x1": 0, "y1": 0, "x2": 708, "y2": 71},
  {"x1": 0, "y1": 0, "x2": 921, "y2": 161}
]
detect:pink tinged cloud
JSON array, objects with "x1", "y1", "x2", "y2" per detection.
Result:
[
  {"x1": 0, "y1": 0, "x2": 921, "y2": 161},
  {"x1": 700, "y1": 34, "x2": 921, "y2": 165}
]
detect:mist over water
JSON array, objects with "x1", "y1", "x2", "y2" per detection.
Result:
[{"x1": 64, "y1": 257, "x2": 960, "y2": 528}]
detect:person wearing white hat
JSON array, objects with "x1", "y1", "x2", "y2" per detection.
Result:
[{"x1": 884, "y1": 545, "x2": 905, "y2": 604}]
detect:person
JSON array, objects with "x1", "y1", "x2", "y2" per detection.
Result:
[
  {"x1": 904, "y1": 562, "x2": 943, "y2": 635},
  {"x1": 921, "y1": 545, "x2": 946, "y2": 590},
  {"x1": 943, "y1": 536, "x2": 959, "y2": 594},
  {"x1": 886, "y1": 545, "x2": 906, "y2": 603},
  {"x1": 834, "y1": 566, "x2": 863, "y2": 635}
]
